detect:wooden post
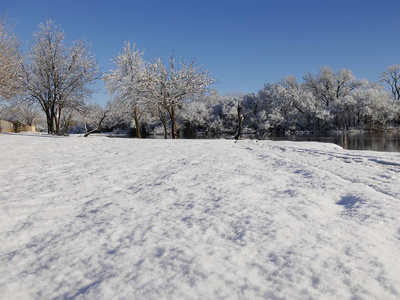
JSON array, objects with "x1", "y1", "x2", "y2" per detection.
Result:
[{"x1": 234, "y1": 104, "x2": 243, "y2": 140}]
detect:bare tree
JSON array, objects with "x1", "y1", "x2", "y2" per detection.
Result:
[
  {"x1": 20, "y1": 20, "x2": 100, "y2": 134},
  {"x1": 380, "y1": 65, "x2": 400, "y2": 100},
  {"x1": 83, "y1": 105, "x2": 110, "y2": 137},
  {"x1": 14, "y1": 102, "x2": 42, "y2": 126},
  {"x1": 148, "y1": 56, "x2": 215, "y2": 139},
  {"x1": 0, "y1": 18, "x2": 21, "y2": 100},
  {"x1": 103, "y1": 42, "x2": 148, "y2": 138},
  {"x1": 104, "y1": 48, "x2": 215, "y2": 139},
  {"x1": 303, "y1": 67, "x2": 359, "y2": 107}
]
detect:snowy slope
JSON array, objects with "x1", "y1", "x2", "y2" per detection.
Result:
[{"x1": 1, "y1": 134, "x2": 400, "y2": 299}]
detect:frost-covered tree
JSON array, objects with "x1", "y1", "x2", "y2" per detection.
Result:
[
  {"x1": 94, "y1": 100, "x2": 127, "y2": 132},
  {"x1": 180, "y1": 90, "x2": 250, "y2": 137},
  {"x1": 277, "y1": 76, "x2": 317, "y2": 130},
  {"x1": 213, "y1": 92, "x2": 243, "y2": 134},
  {"x1": 81, "y1": 103, "x2": 110, "y2": 137},
  {"x1": 241, "y1": 93, "x2": 265, "y2": 132},
  {"x1": 303, "y1": 67, "x2": 359, "y2": 108},
  {"x1": 256, "y1": 77, "x2": 317, "y2": 132},
  {"x1": 14, "y1": 102, "x2": 43, "y2": 126},
  {"x1": 20, "y1": 20, "x2": 99, "y2": 134},
  {"x1": 103, "y1": 42, "x2": 149, "y2": 138},
  {"x1": 0, "y1": 18, "x2": 21, "y2": 101},
  {"x1": 180, "y1": 95, "x2": 211, "y2": 134},
  {"x1": 352, "y1": 80, "x2": 395, "y2": 129},
  {"x1": 104, "y1": 48, "x2": 214, "y2": 139},
  {"x1": 380, "y1": 65, "x2": 400, "y2": 100},
  {"x1": 183, "y1": 90, "x2": 232, "y2": 134},
  {"x1": 147, "y1": 56, "x2": 215, "y2": 139},
  {"x1": 303, "y1": 67, "x2": 360, "y2": 129}
]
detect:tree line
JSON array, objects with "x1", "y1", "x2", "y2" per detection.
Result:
[
  {"x1": 0, "y1": 19, "x2": 214, "y2": 138},
  {"x1": 1, "y1": 18, "x2": 399, "y2": 138}
]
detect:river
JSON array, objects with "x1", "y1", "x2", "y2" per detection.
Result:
[{"x1": 263, "y1": 131, "x2": 400, "y2": 152}]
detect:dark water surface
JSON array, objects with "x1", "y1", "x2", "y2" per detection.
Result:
[{"x1": 265, "y1": 132, "x2": 400, "y2": 152}]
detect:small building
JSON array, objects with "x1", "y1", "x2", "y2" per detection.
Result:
[{"x1": 0, "y1": 119, "x2": 36, "y2": 133}]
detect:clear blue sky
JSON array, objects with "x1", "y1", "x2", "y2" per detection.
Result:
[{"x1": 2, "y1": 0, "x2": 400, "y2": 105}]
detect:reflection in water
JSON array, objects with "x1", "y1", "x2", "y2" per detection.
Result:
[{"x1": 266, "y1": 132, "x2": 400, "y2": 153}]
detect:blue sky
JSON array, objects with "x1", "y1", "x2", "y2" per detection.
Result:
[{"x1": 2, "y1": 0, "x2": 400, "y2": 105}]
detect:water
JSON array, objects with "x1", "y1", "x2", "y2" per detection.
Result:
[{"x1": 264, "y1": 132, "x2": 400, "y2": 152}]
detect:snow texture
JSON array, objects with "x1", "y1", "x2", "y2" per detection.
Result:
[{"x1": 1, "y1": 133, "x2": 400, "y2": 299}]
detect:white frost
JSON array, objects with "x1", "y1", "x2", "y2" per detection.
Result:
[{"x1": 1, "y1": 134, "x2": 400, "y2": 299}]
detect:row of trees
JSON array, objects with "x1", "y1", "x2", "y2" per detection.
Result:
[
  {"x1": 0, "y1": 19, "x2": 215, "y2": 137},
  {"x1": 1, "y1": 17, "x2": 400, "y2": 138},
  {"x1": 255, "y1": 68, "x2": 399, "y2": 133},
  {"x1": 102, "y1": 67, "x2": 400, "y2": 138}
]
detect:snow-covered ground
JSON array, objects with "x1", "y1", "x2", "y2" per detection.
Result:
[{"x1": 1, "y1": 133, "x2": 400, "y2": 299}]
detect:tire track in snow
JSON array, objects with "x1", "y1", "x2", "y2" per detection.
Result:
[
  {"x1": 255, "y1": 141, "x2": 400, "y2": 202},
  {"x1": 242, "y1": 141, "x2": 400, "y2": 229}
]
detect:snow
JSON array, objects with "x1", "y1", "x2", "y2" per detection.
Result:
[{"x1": 1, "y1": 133, "x2": 400, "y2": 299}]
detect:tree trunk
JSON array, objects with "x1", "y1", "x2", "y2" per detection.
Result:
[
  {"x1": 133, "y1": 107, "x2": 141, "y2": 138},
  {"x1": 55, "y1": 106, "x2": 62, "y2": 135},
  {"x1": 46, "y1": 111, "x2": 53, "y2": 134},
  {"x1": 163, "y1": 121, "x2": 168, "y2": 139},
  {"x1": 50, "y1": 105, "x2": 57, "y2": 134},
  {"x1": 170, "y1": 106, "x2": 178, "y2": 139},
  {"x1": 84, "y1": 110, "x2": 110, "y2": 137},
  {"x1": 234, "y1": 104, "x2": 243, "y2": 140},
  {"x1": 158, "y1": 107, "x2": 168, "y2": 139}
]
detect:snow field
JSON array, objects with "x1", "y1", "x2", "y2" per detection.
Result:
[{"x1": 1, "y1": 134, "x2": 400, "y2": 299}]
